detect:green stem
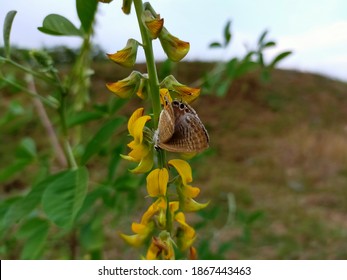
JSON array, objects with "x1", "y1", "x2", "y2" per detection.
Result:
[
  {"x1": 133, "y1": 0, "x2": 166, "y2": 168},
  {"x1": 0, "y1": 56, "x2": 56, "y2": 84},
  {"x1": 0, "y1": 74, "x2": 58, "y2": 108},
  {"x1": 133, "y1": 0, "x2": 161, "y2": 126},
  {"x1": 58, "y1": 89, "x2": 77, "y2": 169}
]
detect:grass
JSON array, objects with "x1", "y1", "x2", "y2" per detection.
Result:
[
  {"x1": 191, "y1": 68, "x2": 347, "y2": 259},
  {"x1": 1, "y1": 61, "x2": 347, "y2": 259}
]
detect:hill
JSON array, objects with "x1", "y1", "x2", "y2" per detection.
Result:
[{"x1": 2, "y1": 61, "x2": 347, "y2": 259}]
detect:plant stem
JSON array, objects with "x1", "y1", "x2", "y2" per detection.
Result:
[
  {"x1": 0, "y1": 74, "x2": 58, "y2": 108},
  {"x1": 133, "y1": 0, "x2": 161, "y2": 126},
  {"x1": 25, "y1": 74, "x2": 67, "y2": 168},
  {"x1": 0, "y1": 56, "x2": 56, "y2": 84},
  {"x1": 58, "y1": 88, "x2": 77, "y2": 170},
  {"x1": 133, "y1": 0, "x2": 166, "y2": 168}
]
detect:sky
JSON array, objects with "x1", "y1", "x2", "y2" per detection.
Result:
[{"x1": 1, "y1": 0, "x2": 347, "y2": 81}]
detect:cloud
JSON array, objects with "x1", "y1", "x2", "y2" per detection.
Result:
[{"x1": 278, "y1": 20, "x2": 347, "y2": 53}]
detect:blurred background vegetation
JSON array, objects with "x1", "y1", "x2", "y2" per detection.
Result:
[{"x1": 1, "y1": 6, "x2": 347, "y2": 260}]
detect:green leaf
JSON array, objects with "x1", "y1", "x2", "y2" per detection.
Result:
[
  {"x1": 16, "y1": 218, "x2": 49, "y2": 259},
  {"x1": 42, "y1": 167, "x2": 89, "y2": 228},
  {"x1": 223, "y1": 20, "x2": 232, "y2": 47},
  {"x1": 3, "y1": 178, "x2": 48, "y2": 228},
  {"x1": 107, "y1": 144, "x2": 124, "y2": 182},
  {"x1": 81, "y1": 117, "x2": 125, "y2": 165},
  {"x1": 0, "y1": 197, "x2": 21, "y2": 235},
  {"x1": 38, "y1": 14, "x2": 83, "y2": 37},
  {"x1": 263, "y1": 41, "x2": 276, "y2": 48},
  {"x1": 258, "y1": 29, "x2": 268, "y2": 47},
  {"x1": 109, "y1": 98, "x2": 128, "y2": 115},
  {"x1": 243, "y1": 51, "x2": 256, "y2": 62},
  {"x1": 269, "y1": 51, "x2": 292, "y2": 68},
  {"x1": 216, "y1": 79, "x2": 231, "y2": 97},
  {"x1": 235, "y1": 61, "x2": 258, "y2": 78},
  {"x1": 76, "y1": 187, "x2": 106, "y2": 219},
  {"x1": 76, "y1": 0, "x2": 98, "y2": 33},
  {"x1": 15, "y1": 137, "x2": 37, "y2": 159},
  {"x1": 209, "y1": 42, "x2": 222, "y2": 48},
  {"x1": 3, "y1": 10, "x2": 17, "y2": 58},
  {"x1": 0, "y1": 159, "x2": 32, "y2": 183},
  {"x1": 80, "y1": 214, "x2": 104, "y2": 251},
  {"x1": 67, "y1": 111, "x2": 104, "y2": 128},
  {"x1": 225, "y1": 57, "x2": 239, "y2": 77},
  {"x1": 258, "y1": 52, "x2": 265, "y2": 67}
]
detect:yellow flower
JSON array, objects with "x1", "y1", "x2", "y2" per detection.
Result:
[
  {"x1": 159, "y1": 88, "x2": 173, "y2": 105},
  {"x1": 161, "y1": 75, "x2": 201, "y2": 103},
  {"x1": 141, "y1": 197, "x2": 167, "y2": 225},
  {"x1": 159, "y1": 27, "x2": 190, "y2": 62},
  {"x1": 120, "y1": 197, "x2": 166, "y2": 247},
  {"x1": 175, "y1": 212, "x2": 196, "y2": 251},
  {"x1": 136, "y1": 77, "x2": 149, "y2": 99},
  {"x1": 106, "y1": 71, "x2": 142, "y2": 98},
  {"x1": 107, "y1": 39, "x2": 139, "y2": 68},
  {"x1": 169, "y1": 159, "x2": 209, "y2": 211},
  {"x1": 142, "y1": 10, "x2": 164, "y2": 39},
  {"x1": 146, "y1": 233, "x2": 175, "y2": 260},
  {"x1": 119, "y1": 221, "x2": 154, "y2": 247},
  {"x1": 120, "y1": 107, "x2": 153, "y2": 173},
  {"x1": 146, "y1": 168, "x2": 169, "y2": 197}
]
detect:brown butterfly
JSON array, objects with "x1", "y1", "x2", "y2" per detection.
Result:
[{"x1": 154, "y1": 98, "x2": 209, "y2": 153}]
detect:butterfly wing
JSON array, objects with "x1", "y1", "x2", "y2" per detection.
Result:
[
  {"x1": 156, "y1": 98, "x2": 175, "y2": 144},
  {"x1": 159, "y1": 101, "x2": 209, "y2": 153}
]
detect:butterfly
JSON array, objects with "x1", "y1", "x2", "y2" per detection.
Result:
[{"x1": 154, "y1": 97, "x2": 209, "y2": 153}]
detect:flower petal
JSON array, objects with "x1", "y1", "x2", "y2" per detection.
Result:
[
  {"x1": 160, "y1": 75, "x2": 200, "y2": 103},
  {"x1": 119, "y1": 223, "x2": 153, "y2": 247},
  {"x1": 128, "y1": 108, "x2": 144, "y2": 136},
  {"x1": 107, "y1": 39, "x2": 139, "y2": 68},
  {"x1": 159, "y1": 27, "x2": 190, "y2": 62},
  {"x1": 106, "y1": 71, "x2": 142, "y2": 98},
  {"x1": 146, "y1": 238, "x2": 162, "y2": 260},
  {"x1": 146, "y1": 168, "x2": 169, "y2": 197},
  {"x1": 106, "y1": 81, "x2": 136, "y2": 98},
  {"x1": 182, "y1": 185, "x2": 200, "y2": 198},
  {"x1": 141, "y1": 197, "x2": 166, "y2": 225},
  {"x1": 132, "y1": 115, "x2": 151, "y2": 143},
  {"x1": 142, "y1": 10, "x2": 163, "y2": 39},
  {"x1": 175, "y1": 212, "x2": 196, "y2": 250},
  {"x1": 168, "y1": 159, "x2": 192, "y2": 185},
  {"x1": 128, "y1": 143, "x2": 150, "y2": 162},
  {"x1": 189, "y1": 246, "x2": 197, "y2": 260},
  {"x1": 181, "y1": 197, "x2": 209, "y2": 212},
  {"x1": 129, "y1": 150, "x2": 153, "y2": 174}
]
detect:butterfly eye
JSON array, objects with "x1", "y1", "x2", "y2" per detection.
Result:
[{"x1": 179, "y1": 103, "x2": 185, "y2": 110}]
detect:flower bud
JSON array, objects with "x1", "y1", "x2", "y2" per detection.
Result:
[
  {"x1": 142, "y1": 10, "x2": 164, "y2": 39},
  {"x1": 122, "y1": 0, "x2": 133, "y2": 14},
  {"x1": 161, "y1": 75, "x2": 200, "y2": 103},
  {"x1": 136, "y1": 76, "x2": 149, "y2": 99},
  {"x1": 30, "y1": 50, "x2": 54, "y2": 70},
  {"x1": 106, "y1": 71, "x2": 142, "y2": 98},
  {"x1": 107, "y1": 38, "x2": 139, "y2": 68},
  {"x1": 159, "y1": 27, "x2": 190, "y2": 62}
]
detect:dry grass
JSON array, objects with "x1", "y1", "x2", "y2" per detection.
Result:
[{"x1": 2, "y1": 62, "x2": 347, "y2": 259}]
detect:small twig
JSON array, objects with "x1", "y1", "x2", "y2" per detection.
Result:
[
  {"x1": 25, "y1": 74, "x2": 67, "y2": 168},
  {"x1": 0, "y1": 74, "x2": 58, "y2": 108}
]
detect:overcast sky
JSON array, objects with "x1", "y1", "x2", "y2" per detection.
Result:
[{"x1": 1, "y1": 0, "x2": 346, "y2": 81}]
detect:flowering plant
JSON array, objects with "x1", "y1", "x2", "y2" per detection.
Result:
[{"x1": 103, "y1": 0, "x2": 209, "y2": 259}]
